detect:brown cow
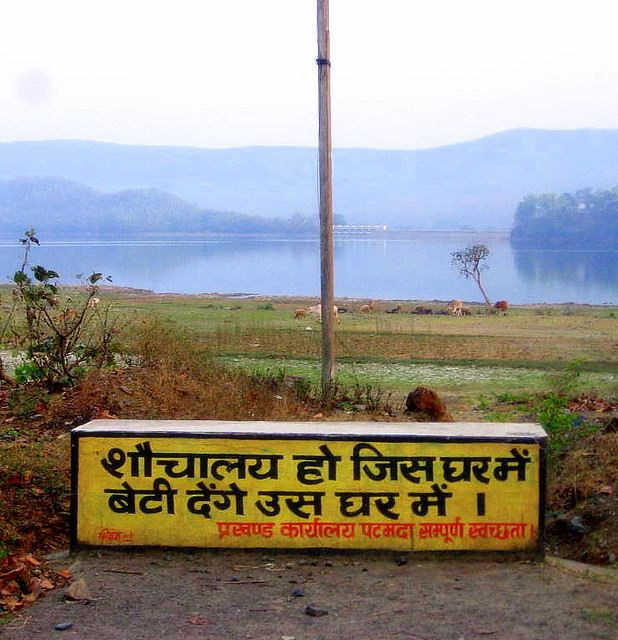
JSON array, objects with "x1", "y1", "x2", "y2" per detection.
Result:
[
  {"x1": 360, "y1": 299, "x2": 376, "y2": 313},
  {"x1": 494, "y1": 300, "x2": 509, "y2": 315},
  {"x1": 413, "y1": 305, "x2": 433, "y2": 315},
  {"x1": 447, "y1": 299, "x2": 463, "y2": 316}
]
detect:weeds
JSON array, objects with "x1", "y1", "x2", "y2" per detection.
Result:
[
  {"x1": 538, "y1": 362, "x2": 604, "y2": 464},
  {"x1": 2, "y1": 230, "x2": 119, "y2": 388},
  {"x1": 0, "y1": 437, "x2": 70, "y2": 553}
]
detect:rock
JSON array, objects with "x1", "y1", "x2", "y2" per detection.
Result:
[
  {"x1": 395, "y1": 555, "x2": 408, "y2": 566},
  {"x1": 304, "y1": 605, "x2": 328, "y2": 617},
  {"x1": 291, "y1": 588, "x2": 305, "y2": 597},
  {"x1": 405, "y1": 386, "x2": 453, "y2": 421},
  {"x1": 54, "y1": 622, "x2": 74, "y2": 631}
]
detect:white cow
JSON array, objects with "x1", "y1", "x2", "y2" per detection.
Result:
[{"x1": 307, "y1": 304, "x2": 340, "y2": 323}]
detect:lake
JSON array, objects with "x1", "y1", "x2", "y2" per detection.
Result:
[{"x1": 0, "y1": 232, "x2": 616, "y2": 305}]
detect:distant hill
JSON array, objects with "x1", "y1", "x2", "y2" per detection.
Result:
[
  {"x1": 3, "y1": 129, "x2": 618, "y2": 229},
  {"x1": 0, "y1": 177, "x2": 317, "y2": 237}
]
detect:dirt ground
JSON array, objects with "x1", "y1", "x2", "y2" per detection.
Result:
[{"x1": 2, "y1": 548, "x2": 618, "y2": 640}]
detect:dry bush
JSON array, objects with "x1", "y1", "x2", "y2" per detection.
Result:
[
  {"x1": 546, "y1": 431, "x2": 618, "y2": 564},
  {"x1": 548, "y1": 432, "x2": 618, "y2": 509},
  {"x1": 67, "y1": 316, "x2": 314, "y2": 422},
  {"x1": 0, "y1": 438, "x2": 70, "y2": 554}
]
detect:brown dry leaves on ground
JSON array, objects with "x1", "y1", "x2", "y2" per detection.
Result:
[{"x1": 0, "y1": 553, "x2": 70, "y2": 614}]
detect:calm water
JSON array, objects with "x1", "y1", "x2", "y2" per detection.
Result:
[{"x1": 0, "y1": 234, "x2": 616, "y2": 305}]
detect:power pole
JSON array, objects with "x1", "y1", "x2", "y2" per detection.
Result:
[{"x1": 316, "y1": 0, "x2": 335, "y2": 390}]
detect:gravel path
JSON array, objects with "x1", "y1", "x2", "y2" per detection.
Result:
[{"x1": 2, "y1": 549, "x2": 618, "y2": 640}]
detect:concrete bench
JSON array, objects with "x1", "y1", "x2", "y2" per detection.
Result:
[{"x1": 71, "y1": 420, "x2": 546, "y2": 555}]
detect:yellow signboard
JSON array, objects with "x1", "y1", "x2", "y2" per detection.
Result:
[{"x1": 72, "y1": 421, "x2": 545, "y2": 553}]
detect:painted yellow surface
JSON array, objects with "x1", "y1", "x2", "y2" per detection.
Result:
[{"x1": 76, "y1": 436, "x2": 541, "y2": 551}]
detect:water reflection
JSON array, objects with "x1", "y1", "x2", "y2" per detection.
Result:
[{"x1": 513, "y1": 249, "x2": 618, "y2": 302}]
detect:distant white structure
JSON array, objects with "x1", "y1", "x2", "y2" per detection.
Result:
[{"x1": 333, "y1": 224, "x2": 387, "y2": 234}]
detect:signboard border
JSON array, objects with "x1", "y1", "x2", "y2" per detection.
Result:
[{"x1": 70, "y1": 422, "x2": 547, "y2": 557}]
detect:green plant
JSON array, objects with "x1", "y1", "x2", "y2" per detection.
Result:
[
  {"x1": 537, "y1": 391, "x2": 575, "y2": 452},
  {"x1": 0, "y1": 426, "x2": 19, "y2": 441},
  {"x1": 580, "y1": 608, "x2": 618, "y2": 628},
  {"x1": 7, "y1": 229, "x2": 118, "y2": 388},
  {"x1": 6, "y1": 386, "x2": 49, "y2": 419},
  {"x1": 537, "y1": 361, "x2": 602, "y2": 463},
  {"x1": 0, "y1": 543, "x2": 14, "y2": 563},
  {"x1": 13, "y1": 361, "x2": 46, "y2": 384}
]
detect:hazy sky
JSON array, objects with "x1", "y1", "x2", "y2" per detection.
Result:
[{"x1": 3, "y1": 0, "x2": 618, "y2": 150}]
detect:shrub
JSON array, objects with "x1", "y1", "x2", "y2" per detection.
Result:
[{"x1": 3, "y1": 230, "x2": 118, "y2": 388}]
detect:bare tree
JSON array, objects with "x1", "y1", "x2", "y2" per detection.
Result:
[{"x1": 450, "y1": 244, "x2": 492, "y2": 310}]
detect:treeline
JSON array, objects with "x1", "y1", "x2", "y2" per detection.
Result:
[
  {"x1": 0, "y1": 176, "x2": 320, "y2": 237},
  {"x1": 510, "y1": 186, "x2": 618, "y2": 248}
]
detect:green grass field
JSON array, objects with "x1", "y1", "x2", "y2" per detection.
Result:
[{"x1": 100, "y1": 290, "x2": 617, "y2": 417}]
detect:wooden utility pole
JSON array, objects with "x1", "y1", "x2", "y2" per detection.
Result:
[{"x1": 316, "y1": 0, "x2": 335, "y2": 390}]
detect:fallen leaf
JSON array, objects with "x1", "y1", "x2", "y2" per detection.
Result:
[
  {"x1": 65, "y1": 578, "x2": 92, "y2": 601},
  {"x1": 7, "y1": 474, "x2": 22, "y2": 487},
  {"x1": 93, "y1": 408, "x2": 118, "y2": 419},
  {"x1": 2, "y1": 597, "x2": 24, "y2": 612},
  {"x1": 188, "y1": 616, "x2": 210, "y2": 625},
  {"x1": 21, "y1": 554, "x2": 41, "y2": 567},
  {"x1": 21, "y1": 592, "x2": 40, "y2": 604},
  {"x1": 1, "y1": 584, "x2": 21, "y2": 597}
]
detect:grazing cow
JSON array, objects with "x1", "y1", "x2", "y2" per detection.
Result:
[
  {"x1": 494, "y1": 300, "x2": 509, "y2": 315},
  {"x1": 447, "y1": 299, "x2": 463, "y2": 316},
  {"x1": 385, "y1": 304, "x2": 403, "y2": 314},
  {"x1": 307, "y1": 304, "x2": 340, "y2": 323},
  {"x1": 360, "y1": 299, "x2": 376, "y2": 313},
  {"x1": 413, "y1": 305, "x2": 433, "y2": 315},
  {"x1": 294, "y1": 308, "x2": 307, "y2": 319}
]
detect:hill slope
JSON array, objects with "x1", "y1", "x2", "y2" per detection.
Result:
[
  {"x1": 0, "y1": 177, "x2": 317, "y2": 237},
  {"x1": 3, "y1": 128, "x2": 618, "y2": 229}
]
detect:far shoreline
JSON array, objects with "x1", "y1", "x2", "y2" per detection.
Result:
[{"x1": 93, "y1": 287, "x2": 617, "y2": 308}]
